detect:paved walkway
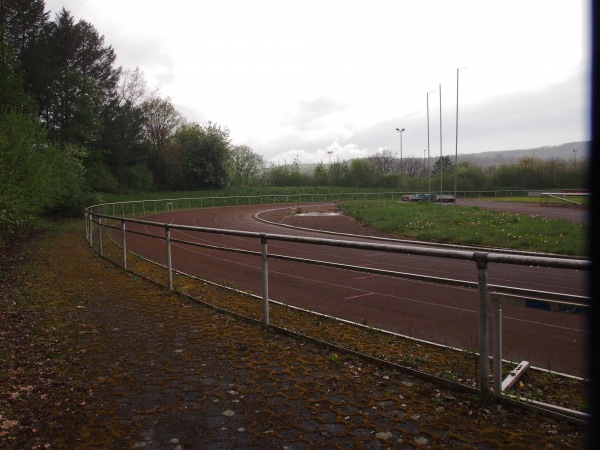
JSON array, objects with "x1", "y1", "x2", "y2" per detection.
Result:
[{"x1": 2, "y1": 222, "x2": 585, "y2": 448}]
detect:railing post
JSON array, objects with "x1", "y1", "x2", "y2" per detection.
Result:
[
  {"x1": 493, "y1": 295, "x2": 502, "y2": 395},
  {"x1": 85, "y1": 212, "x2": 89, "y2": 242},
  {"x1": 98, "y1": 216, "x2": 103, "y2": 256},
  {"x1": 474, "y1": 252, "x2": 490, "y2": 398},
  {"x1": 260, "y1": 234, "x2": 270, "y2": 328},
  {"x1": 166, "y1": 225, "x2": 173, "y2": 290},
  {"x1": 89, "y1": 215, "x2": 94, "y2": 247},
  {"x1": 121, "y1": 219, "x2": 127, "y2": 270}
]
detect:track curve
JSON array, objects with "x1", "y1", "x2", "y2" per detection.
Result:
[{"x1": 121, "y1": 201, "x2": 588, "y2": 377}]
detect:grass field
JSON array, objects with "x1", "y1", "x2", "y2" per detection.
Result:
[{"x1": 340, "y1": 200, "x2": 587, "y2": 256}]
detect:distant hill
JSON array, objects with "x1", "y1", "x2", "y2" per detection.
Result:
[
  {"x1": 291, "y1": 141, "x2": 590, "y2": 174},
  {"x1": 459, "y1": 141, "x2": 590, "y2": 168}
]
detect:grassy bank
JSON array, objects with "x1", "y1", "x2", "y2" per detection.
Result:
[
  {"x1": 340, "y1": 200, "x2": 587, "y2": 256},
  {"x1": 476, "y1": 195, "x2": 589, "y2": 206}
]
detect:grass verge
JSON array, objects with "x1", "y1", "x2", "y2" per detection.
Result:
[{"x1": 339, "y1": 200, "x2": 587, "y2": 256}]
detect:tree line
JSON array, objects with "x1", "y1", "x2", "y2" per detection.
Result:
[
  {"x1": 268, "y1": 150, "x2": 588, "y2": 193},
  {"x1": 0, "y1": 0, "x2": 266, "y2": 241},
  {"x1": 0, "y1": 1, "x2": 588, "y2": 242}
]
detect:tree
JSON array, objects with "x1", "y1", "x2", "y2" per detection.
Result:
[
  {"x1": 0, "y1": 109, "x2": 93, "y2": 240},
  {"x1": 328, "y1": 159, "x2": 349, "y2": 186},
  {"x1": 100, "y1": 98, "x2": 146, "y2": 187},
  {"x1": 27, "y1": 8, "x2": 120, "y2": 146},
  {"x1": 0, "y1": 0, "x2": 47, "y2": 60},
  {"x1": 0, "y1": 34, "x2": 34, "y2": 112},
  {"x1": 313, "y1": 162, "x2": 329, "y2": 186},
  {"x1": 369, "y1": 148, "x2": 396, "y2": 175},
  {"x1": 140, "y1": 88, "x2": 181, "y2": 151},
  {"x1": 229, "y1": 145, "x2": 265, "y2": 186},
  {"x1": 347, "y1": 158, "x2": 377, "y2": 187},
  {"x1": 402, "y1": 157, "x2": 423, "y2": 178},
  {"x1": 116, "y1": 67, "x2": 147, "y2": 108},
  {"x1": 139, "y1": 89, "x2": 182, "y2": 187},
  {"x1": 455, "y1": 162, "x2": 486, "y2": 191},
  {"x1": 431, "y1": 155, "x2": 454, "y2": 175},
  {"x1": 175, "y1": 121, "x2": 231, "y2": 189}
]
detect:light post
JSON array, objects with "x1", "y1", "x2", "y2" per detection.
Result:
[
  {"x1": 427, "y1": 90, "x2": 435, "y2": 199},
  {"x1": 327, "y1": 150, "x2": 333, "y2": 165},
  {"x1": 423, "y1": 149, "x2": 426, "y2": 169},
  {"x1": 395, "y1": 127, "x2": 405, "y2": 175},
  {"x1": 439, "y1": 84, "x2": 443, "y2": 200},
  {"x1": 454, "y1": 67, "x2": 466, "y2": 202},
  {"x1": 573, "y1": 149, "x2": 578, "y2": 164}
]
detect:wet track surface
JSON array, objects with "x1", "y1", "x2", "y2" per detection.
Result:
[{"x1": 121, "y1": 200, "x2": 588, "y2": 377}]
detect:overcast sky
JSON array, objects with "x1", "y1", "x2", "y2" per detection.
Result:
[{"x1": 44, "y1": 0, "x2": 590, "y2": 164}]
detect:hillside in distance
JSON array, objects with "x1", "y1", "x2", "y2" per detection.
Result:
[
  {"x1": 459, "y1": 141, "x2": 590, "y2": 168},
  {"x1": 293, "y1": 141, "x2": 590, "y2": 173}
]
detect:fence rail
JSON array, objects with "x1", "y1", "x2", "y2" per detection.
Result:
[{"x1": 85, "y1": 194, "x2": 590, "y2": 404}]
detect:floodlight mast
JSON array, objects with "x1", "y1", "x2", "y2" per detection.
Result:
[
  {"x1": 395, "y1": 127, "x2": 405, "y2": 175},
  {"x1": 455, "y1": 67, "x2": 466, "y2": 203},
  {"x1": 439, "y1": 84, "x2": 443, "y2": 200},
  {"x1": 426, "y1": 91, "x2": 435, "y2": 199}
]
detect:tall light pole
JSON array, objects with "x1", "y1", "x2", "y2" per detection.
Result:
[
  {"x1": 423, "y1": 149, "x2": 426, "y2": 169},
  {"x1": 395, "y1": 128, "x2": 405, "y2": 175},
  {"x1": 427, "y1": 90, "x2": 435, "y2": 199},
  {"x1": 327, "y1": 150, "x2": 333, "y2": 165},
  {"x1": 573, "y1": 148, "x2": 578, "y2": 164},
  {"x1": 454, "y1": 67, "x2": 466, "y2": 202},
  {"x1": 439, "y1": 84, "x2": 443, "y2": 200}
]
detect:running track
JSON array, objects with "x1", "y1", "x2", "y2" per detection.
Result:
[{"x1": 120, "y1": 201, "x2": 589, "y2": 377}]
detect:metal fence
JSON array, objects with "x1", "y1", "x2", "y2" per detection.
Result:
[
  {"x1": 85, "y1": 194, "x2": 590, "y2": 404},
  {"x1": 89, "y1": 189, "x2": 588, "y2": 218}
]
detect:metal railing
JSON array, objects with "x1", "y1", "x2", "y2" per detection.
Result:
[{"x1": 85, "y1": 194, "x2": 590, "y2": 402}]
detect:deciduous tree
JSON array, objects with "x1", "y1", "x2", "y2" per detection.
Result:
[
  {"x1": 230, "y1": 145, "x2": 265, "y2": 186},
  {"x1": 175, "y1": 121, "x2": 231, "y2": 189}
]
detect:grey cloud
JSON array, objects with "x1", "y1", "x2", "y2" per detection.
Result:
[
  {"x1": 333, "y1": 74, "x2": 588, "y2": 158},
  {"x1": 285, "y1": 97, "x2": 351, "y2": 131},
  {"x1": 458, "y1": 74, "x2": 588, "y2": 152}
]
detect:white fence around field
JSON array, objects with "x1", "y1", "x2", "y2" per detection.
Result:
[{"x1": 84, "y1": 193, "x2": 590, "y2": 407}]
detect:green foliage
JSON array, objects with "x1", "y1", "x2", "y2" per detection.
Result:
[
  {"x1": 266, "y1": 160, "x2": 313, "y2": 187},
  {"x1": 0, "y1": 110, "x2": 86, "y2": 238},
  {"x1": 455, "y1": 162, "x2": 486, "y2": 191},
  {"x1": 175, "y1": 121, "x2": 231, "y2": 189},
  {"x1": 229, "y1": 145, "x2": 265, "y2": 186},
  {"x1": 121, "y1": 164, "x2": 154, "y2": 192},
  {"x1": 485, "y1": 157, "x2": 587, "y2": 190},
  {"x1": 0, "y1": 41, "x2": 35, "y2": 113},
  {"x1": 313, "y1": 162, "x2": 329, "y2": 186},
  {"x1": 0, "y1": 110, "x2": 53, "y2": 236},
  {"x1": 347, "y1": 159, "x2": 377, "y2": 187}
]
